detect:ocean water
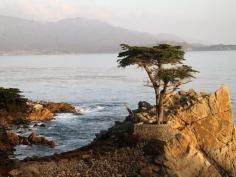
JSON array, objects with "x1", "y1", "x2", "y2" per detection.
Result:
[{"x1": 0, "y1": 51, "x2": 235, "y2": 159}]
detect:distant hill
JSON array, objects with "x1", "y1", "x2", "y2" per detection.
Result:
[
  {"x1": 191, "y1": 44, "x2": 236, "y2": 51},
  {"x1": 0, "y1": 15, "x2": 235, "y2": 55},
  {"x1": 0, "y1": 15, "x2": 162, "y2": 55}
]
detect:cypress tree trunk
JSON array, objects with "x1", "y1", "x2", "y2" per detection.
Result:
[
  {"x1": 144, "y1": 65, "x2": 160, "y2": 115},
  {"x1": 157, "y1": 85, "x2": 167, "y2": 124},
  {"x1": 154, "y1": 87, "x2": 160, "y2": 115},
  {"x1": 157, "y1": 100, "x2": 164, "y2": 124}
]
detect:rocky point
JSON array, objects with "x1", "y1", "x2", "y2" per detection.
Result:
[{"x1": 27, "y1": 101, "x2": 77, "y2": 122}]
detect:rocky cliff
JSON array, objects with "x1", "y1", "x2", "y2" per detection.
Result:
[
  {"x1": 7, "y1": 86, "x2": 236, "y2": 177},
  {"x1": 134, "y1": 86, "x2": 234, "y2": 176}
]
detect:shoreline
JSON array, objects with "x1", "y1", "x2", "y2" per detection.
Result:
[{"x1": 1, "y1": 86, "x2": 236, "y2": 177}]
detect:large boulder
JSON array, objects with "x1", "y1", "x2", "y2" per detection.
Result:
[{"x1": 28, "y1": 132, "x2": 56, "y2": 148}]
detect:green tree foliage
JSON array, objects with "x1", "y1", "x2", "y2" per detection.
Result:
[
  {"x1": 117, "y1": 44, "x2": 198, "y2": 124},
  {"x1": 155, "y1": 65, "x2": 198, "y2": 123},
  {"x1": 0, "y1": 87, "x2": 28, "y2": 112}
]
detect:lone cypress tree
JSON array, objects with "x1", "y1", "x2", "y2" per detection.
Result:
[{"x1": 117, "y1": 44, "x2": 198, "y2": 124}]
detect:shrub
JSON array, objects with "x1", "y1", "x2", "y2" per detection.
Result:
[{"x1": 0, "y1": 87, "x2": 28, "y2": 112}]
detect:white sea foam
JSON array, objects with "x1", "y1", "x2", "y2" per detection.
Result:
[
  {"x1": 76, "y1": 105, "x2": 105, "y2": 114},
  {"x1": 17, "y1": 145, "x2": 29, "y2": 148},
  {"x1": 54, "y1": 113, "x2": 78, "y2": 121}
]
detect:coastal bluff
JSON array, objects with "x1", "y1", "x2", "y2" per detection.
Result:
[
  {"x1": 133, "y1": 86, "x2": 234, "y2": 177},
  {"x1": 7, "y1": 86, "x2": 236, "y2": 177}
]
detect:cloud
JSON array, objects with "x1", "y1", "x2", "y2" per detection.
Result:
[
  {"x1": 62, "y1": 4, "x2": 74, "y2": 13},
  {"x1": 0, "y1": 0, "x2": 76, "y2": 21},
  {"x1": 0, "y1": 0, "x2": 235, "y2": 43}
]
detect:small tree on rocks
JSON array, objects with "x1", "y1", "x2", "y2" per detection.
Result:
[{"x1": 117, "y1": 44, "x2": 198, "y2": 124}]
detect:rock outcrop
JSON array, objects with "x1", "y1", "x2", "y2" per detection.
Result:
[
  {"x1": 28, "y1": 132, "x2": 56, "y2": 148},
  {"x1": 41, "y1": 102, "x2": 77, "y2": 113},
  {"x1": 133, "y1": 86, "x2": 234, "y2": 177},
  {"x1": 27, "y1": 101, "x2": 77, "y2": 122},
  {"x1": 7, "y1": 86, "x2": 236, "y2": 177},
  {"x1": 0, "y1": 100, "x2": 78, "y2": 127},
  {"x1": 7, "y1": 132, "x2": 56, "y2": 148},
  {"x1": 7, "y1": 131, "x2": 56, "y2": 148}
]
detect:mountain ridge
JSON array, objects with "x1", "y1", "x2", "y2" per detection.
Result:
[
  {"x1": 0, "y1": 15, "x2": 161, "y2": 54},
  {"x1": 0, "y1": 15, "x2": 235, "y2": 55}
]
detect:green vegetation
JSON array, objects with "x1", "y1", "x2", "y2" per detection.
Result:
[
  {"x1": 0, "y1": 87, "x2": 28, "y2": 112},
  {"x1": 117, "y1": 44, "x2": 198, "y2": 124}
]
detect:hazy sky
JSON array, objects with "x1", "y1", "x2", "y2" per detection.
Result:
[{"x1": 0, "y1": 0, "x2": 235, "y2": 44}]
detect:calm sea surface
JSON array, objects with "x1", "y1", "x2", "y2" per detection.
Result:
[{"x1": 0, "y1": 51, "x2": 235, "y2": 159}]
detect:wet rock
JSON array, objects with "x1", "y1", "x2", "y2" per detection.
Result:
[
  {"x1": 73, "y1": 112, "x2": 82, "y2": 116},
  {"x1": 43, "y1": 102, "x2": 77, "y2": 114},
  {"x1": 33, "y1": 123, "x2": 46, "y2": 128},
  {"x1": 27, "y1": 101, "x2": 77, "y2": 122},
  {"x1": 40, "y1": 124, "x2": 46, "y2": 127},
  {"x1": 7, "y1": 131, "x2": 55, "y2": 148},
  {"x1": 28, "y1": 132, "x2": 56, "y2": 148}
]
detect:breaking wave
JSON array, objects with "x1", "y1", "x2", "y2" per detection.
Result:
[{"x1": 76, "y1": 105, "x2": 105, "y2": 114}]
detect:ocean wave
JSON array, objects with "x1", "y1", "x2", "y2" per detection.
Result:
[
  {"x1": 53, "y1": 113, "x2": 79, "y2": 122},
  {"x1": 76, "y1": 105, "x2": 105, "y2": 114}
]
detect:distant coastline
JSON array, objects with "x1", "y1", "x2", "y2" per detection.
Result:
[
  {"x1": 0, "y1": 44, "x2": 236, "y2": 56},
  {"x1": 1, "y1": 15, "x2": 235, "y2": 56},
  {"x1": 190, "y1": 44, "x2": 236, "y2": 51}
]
